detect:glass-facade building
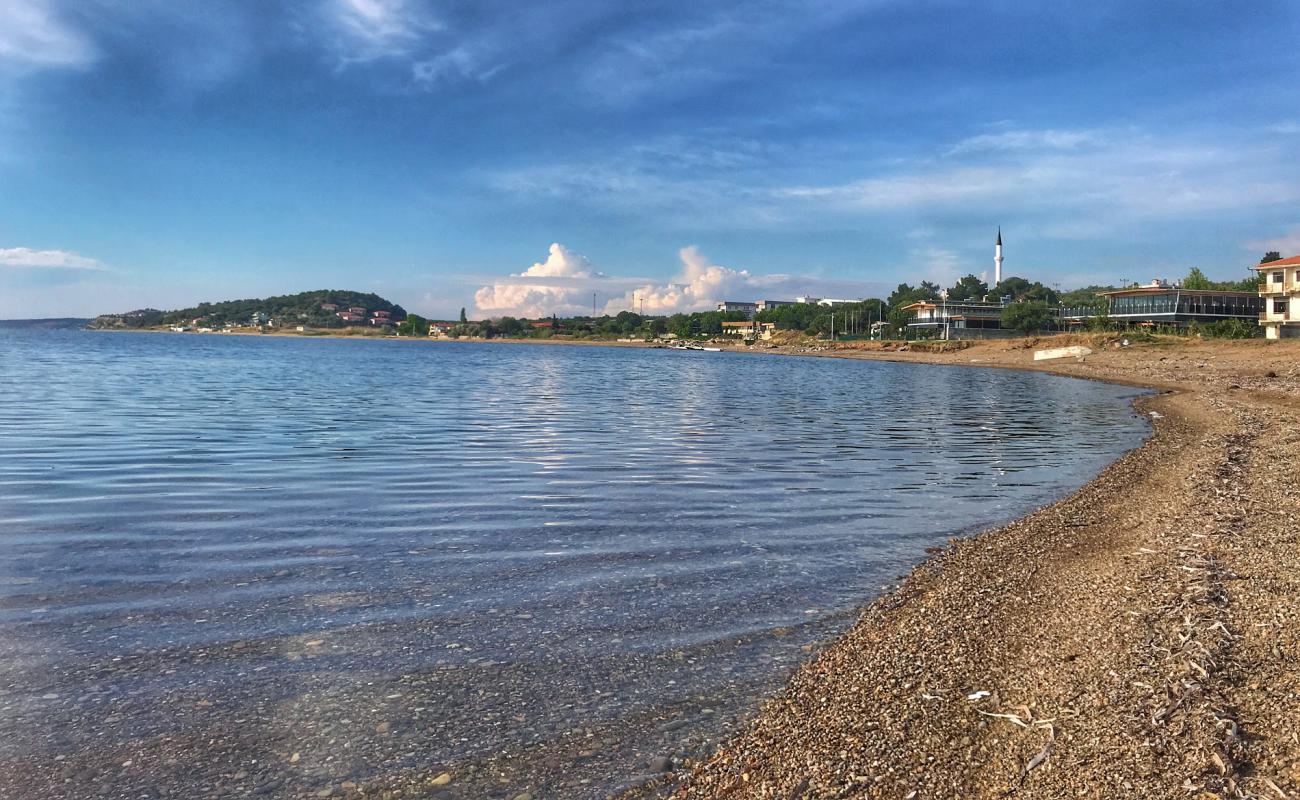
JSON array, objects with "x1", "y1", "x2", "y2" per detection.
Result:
[{"x1": 1065, "y1": 289, "x2": 1262, "y2": 327}]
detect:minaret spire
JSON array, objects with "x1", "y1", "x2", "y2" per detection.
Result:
[{"x1": 994, "y1": 226, "x2": 1004, "y2": 287}]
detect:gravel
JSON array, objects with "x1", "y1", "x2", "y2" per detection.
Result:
[{"x1": 632, "y1": 335, "x2": 1300, "y2": 799}]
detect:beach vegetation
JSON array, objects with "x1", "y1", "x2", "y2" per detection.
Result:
[{"x1": 1001, "y1": 301, "x2": 1055, "y2": 334}]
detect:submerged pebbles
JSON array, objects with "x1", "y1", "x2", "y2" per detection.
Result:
[{"x1": 640, "y1": 338, "x2": 1300, "y2": 799}]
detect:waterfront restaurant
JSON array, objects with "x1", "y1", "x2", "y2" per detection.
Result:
[
  {"x1": 1062, "y1": 279, "x2": 1263, "y2": 329},
  {"x1": 901, "y1": 298, "x2": 1010, "y2": 339}
]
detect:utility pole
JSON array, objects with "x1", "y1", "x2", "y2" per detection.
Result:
[{"x1": 592, "y1": 292, "x2": 596, "y2": 317}]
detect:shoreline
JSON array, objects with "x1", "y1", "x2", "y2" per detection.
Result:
[
  {"x1": 80, "y1": 327, "x2": 1300, "y2": 795},
  {"x1": 623, "y1": 336, "x2": 1300, "y2": 798}
]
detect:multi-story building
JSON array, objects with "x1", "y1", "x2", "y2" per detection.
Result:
[
  {"x1": 901, "y1": 298, "x2": 1010, "y2": 339},
  {"x1": 1256, "y1": 255, "x2": 1300, "y2": 339},
  {"x1": 754, "y1": 299, "x2": 797, "y2": 312},
  {"x1": 715, "y1": 301, "x2": 758, "y2": 316}
]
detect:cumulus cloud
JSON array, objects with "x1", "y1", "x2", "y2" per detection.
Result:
[
  {"x1": 0, "y1": 0, "x2": 96, "y2": 70},
  {"x1": 474, "y1": 243, "x2": 604, "y2": 318},
  {"x1": 605, "y1": 246, "x2": 762, "y2": 314},
  {"x1": 0, "y1": 247, "x2": 107, "y2": 270},
  {"x1": 473, "y1": 243, "x2": 883, "y2": 319}
]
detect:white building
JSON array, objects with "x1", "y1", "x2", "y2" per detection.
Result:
[{"x1": 1256, "y1": 255, "x2": 1300, "y2": 339}]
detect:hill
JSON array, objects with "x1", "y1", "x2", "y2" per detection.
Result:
[
  {"x1": 88, "y1": 290, "x2": 407, "y2": 330},
  {"x1": 0, "y1": 318, "x2": 92, "y2": 330}
]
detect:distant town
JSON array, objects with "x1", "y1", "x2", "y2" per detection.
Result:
[{"x1": 86, "y1": 237, "x2": 1300, "y2": 344}]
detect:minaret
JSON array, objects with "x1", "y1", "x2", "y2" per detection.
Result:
[{"x1": 994, "y1": 227, "x2": 1004, "y2": 287}]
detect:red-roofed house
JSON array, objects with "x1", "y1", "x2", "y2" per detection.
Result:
[{"x1": 1257, "y1": 255, "x2": 1300, "y2": 339}]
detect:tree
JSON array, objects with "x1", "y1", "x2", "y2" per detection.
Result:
[
  {"x1": 1182, "y1": 267, "x2": 1212, "y2": 290},
  {"x1": 496, "y1": 316, "x2": 525, "y2": 336},
  {"x1": 947, "y1": 274, "x2": 989, "y2": 302},
  {"x1": 459, "y1": 307, "x2": 468, "y2": 323},
  {"x1": 397, "y1": 313, "x2": 430, "y2": 336},
  {"x1": 1001, "y1": 301, "x2": 1054, "y2": 335},
  {"x1": 1261, "y1": 251, "x2": 1282, "y2": 264}
]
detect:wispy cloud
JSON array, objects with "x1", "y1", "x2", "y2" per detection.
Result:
[
  {"x1": 778, "y1": 130, "x2": 1300, "y2": 220},
  {"x1": 944, "y1": 128, "x2": 1099, "y2": 156},
  {"x1": 0, "y1": 247, "x2": 107, "y2": 270},
  {"x1": 1244, "y1": 228, "x2": 1300, "y2": 257},
  {"x1": 326, "y1": 0, "x2": 440, "y2": 61},
  {"x1": 0, "y1": 0, "x2": 96, "y2": 71}
]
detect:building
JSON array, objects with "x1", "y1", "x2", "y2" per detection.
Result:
[
  {"x1": 720, "y1": 320, "x2": 777, "y2": 340},
  {"x1": 795, "y1": 296, "x2": 858, "y2": 307},
  {"x1": 1256, "y1": 255, "x2": 1300, "y2": 339},
  {"x1": 902, "y1": 298, "x2": 1012, "y2": 339},
  {"x1": 372, "y1": 309, "x2": 391, "y2": 319},
  {"x1": 428, "y1": 322, "x2": 455, "y2": 338},
  {"x1": 1081, "y1": 281, "x2": 1263, "y2": 329},
  {"x1": 716, "y1": 301, "x2": 759, "y2": 316},
  {"x1": 754, "y1": 299, "x2": 796, "y2": 312},
  {"x1": 320, "y1": 303, "x2": 338, "y2": 311}
]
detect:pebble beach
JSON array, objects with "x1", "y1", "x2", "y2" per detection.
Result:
[{"x1": 630, "y1": 335, "x2": 1300, "y2": 799}]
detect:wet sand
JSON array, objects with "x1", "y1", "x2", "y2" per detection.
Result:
[{"x1": 630, "y1": 335, "x2": 1300, "y2": 799}]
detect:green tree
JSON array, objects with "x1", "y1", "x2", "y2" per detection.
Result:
[
  {"x1": 496, "y1": 316, "x2": 525, "y2": 336},
  {"x1": 1001, "y1": 301, "x2": 1054, "y2": 335},
  {"x1": 947, "y1": 274, "x2": 989, "y2": 301},
  {"x1": 1261, "y1": 251, "x2": 1283, "y2": 264},
  {"x1": 1182, "y1": 267, "x2": 1212, "y2": 290},
  {"x1": 397, "y1": 313, "x2": 430, "y2": 336},
  {"x1": 459, "y1": 307, "x2": 468, "y2": 323}
]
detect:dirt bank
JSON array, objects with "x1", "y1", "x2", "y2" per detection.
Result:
[{"x1": 635, "y1": 336, "x2": 1300, "y2": 799}]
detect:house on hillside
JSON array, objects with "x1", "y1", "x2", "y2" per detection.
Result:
[{"x1": 1256, "y1": 255, "x2": 1300, "y2": 339}]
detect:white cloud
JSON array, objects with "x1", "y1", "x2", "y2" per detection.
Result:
[
  {"x1": 412, "y1": 45, "x2": 503, "y2": 86},
  {"x1": 474, "y1": 243, "x2": 604, "y2": 318},
  {"x1": 945, "y1": 128, "x2": 1098, "y2": 156},
  {"x1": 778, "y1": 132, "x2": 1300, "y2": 219},
  {"x1": 0, "y1": 247, "x2": 107, "y2": 270},
  {"x1": 473, "y1": 243, "x2": 883, "y2": 319},
  {"x1": 605, "y1": 246, "x2": 759, "y2": 315},
  {"x1": 0, "y1": 0, "x2": 96, "y2": 70},
  {"x1": 1244, "y1": 228, "x2": 1300, "y2": 257},
  {"x1": 327, "y1": 0, "x2": 440, "y2": 62}
]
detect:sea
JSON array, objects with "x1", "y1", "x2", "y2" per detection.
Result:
[{"x1": 0, "y1": 330, "x2": 1151, "y2": 799}]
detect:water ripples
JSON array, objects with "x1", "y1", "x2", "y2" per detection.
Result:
[{"x1": 0, "y1": 331, "x2": 1150, "y2": 798}]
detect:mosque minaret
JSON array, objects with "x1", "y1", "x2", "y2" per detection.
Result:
[{"x1": 994, "y1": 227, "x2": 1004, "y2": 286}]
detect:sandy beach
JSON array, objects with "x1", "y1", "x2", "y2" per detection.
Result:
[{"x1": 622, "y1": 335, "x2": 1300, "y2": 799}]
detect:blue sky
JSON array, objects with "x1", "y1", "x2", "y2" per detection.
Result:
[{"x1": 2, "y1": 0, "x2": 1299, "y2": 319}]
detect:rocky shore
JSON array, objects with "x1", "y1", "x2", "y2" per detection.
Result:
[{"x1": 632, "y1": 336, "x2": 1300, "y2": 799}]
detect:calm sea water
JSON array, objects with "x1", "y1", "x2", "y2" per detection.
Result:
[{"x1": 0, "y1": 331, "x2": 1149, "y2": 799}]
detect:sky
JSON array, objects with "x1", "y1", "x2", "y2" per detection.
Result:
[{"x1": 2, "y1": 0, "x2": 1299, "y2": 319}]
